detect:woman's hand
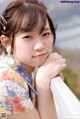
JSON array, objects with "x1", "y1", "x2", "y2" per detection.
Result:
[{"x1": 35, "y1": 53, "x2": 66, "y2": 92}]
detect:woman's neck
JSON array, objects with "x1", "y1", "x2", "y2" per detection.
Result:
[{"x1": 23, "y1": 64, "x2": 35, "y2": 75}]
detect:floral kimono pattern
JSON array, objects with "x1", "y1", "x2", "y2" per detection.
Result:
[{"x1": 0, "y1": 55, "x2": 38, "y2": 116}]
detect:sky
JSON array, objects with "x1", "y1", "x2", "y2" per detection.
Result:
[
  {"x1": 43, "y1": 0, "x2": 80, "y2": 50},
  {"x1": 0, "y1": 0, "x2": 5, "y2": 2},
  {"x1": 0, "y1": 0, "x2": 80, "y2": 50}
]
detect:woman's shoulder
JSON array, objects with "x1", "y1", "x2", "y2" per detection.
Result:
[
  {"x1": 0, "y1": 54, "x2": 20, "y2": 69},
  {"x1": 0, "y1": 54, "x2": 30, "y2": 93},
  {"x1": 0, "y1": 55, "x2": 21, "y2": 78},
  {"x1": 0, "y1": 55, "x2": 34, "y2": 116},
  {"x1": 0, "y1": 55, "x2": 10, "y2": 68}
]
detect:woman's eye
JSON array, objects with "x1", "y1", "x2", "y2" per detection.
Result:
[
  {"x1": 23, "y1": 35, "x2": 32, "y2": 40},
  {"x1": 42, "y1": 32, "x2": 50, "y2": 37}
]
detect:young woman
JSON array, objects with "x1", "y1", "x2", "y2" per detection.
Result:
[{"x1": 0, "y1": 0, "x2": 66, "y2": 119}]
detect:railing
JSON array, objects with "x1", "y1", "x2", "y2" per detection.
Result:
[{"x1": 50, "y1": 76, "x2": 80, "y2": 119}]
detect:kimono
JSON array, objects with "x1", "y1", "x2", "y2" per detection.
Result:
[{"x1": 0, "y1": 55, "x2": 38, "y2": 116}]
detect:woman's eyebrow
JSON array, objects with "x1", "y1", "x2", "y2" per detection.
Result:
[
  {"x1": 20, "y1": 28, "x2": 51, "y2": 36},
  {"x1": 43, "y1": 28, "x2": 50, "y2": 31}
]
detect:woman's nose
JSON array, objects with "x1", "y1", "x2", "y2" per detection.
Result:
[{"x1": 34, "y1": 40, "x2": 45, "y2": 51}]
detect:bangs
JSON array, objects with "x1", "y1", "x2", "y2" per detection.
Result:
[{"x1": 14, "y1": 3, "x2": 47, "y2": 33}]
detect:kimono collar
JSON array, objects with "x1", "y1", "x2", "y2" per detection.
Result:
[{"x1": 3, "y1": 55, "x2": 39, "y2": 96}]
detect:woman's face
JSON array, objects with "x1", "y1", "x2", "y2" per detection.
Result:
[{"x1": 13, "y1": 18, "x2": 54, "y2": 73}]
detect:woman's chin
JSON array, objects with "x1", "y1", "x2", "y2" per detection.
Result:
[{"x1": 34, "y1": 60, "x2": 45, "y2": 67}]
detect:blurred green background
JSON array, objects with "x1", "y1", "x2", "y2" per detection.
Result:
[{"x1": 54, "y1": 48, "x2": 80, "y2": 100}]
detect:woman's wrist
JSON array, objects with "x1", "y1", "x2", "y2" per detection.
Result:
[{"x1": 35, "y1": 78, "x2": 52, "y2": 96}]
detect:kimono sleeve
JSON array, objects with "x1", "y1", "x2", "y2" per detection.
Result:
[{"x1": 0, "y1": 70, "x2": 34, "y2": 116}]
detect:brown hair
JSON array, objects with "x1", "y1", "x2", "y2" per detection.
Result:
[{"x1": 0, "y1": 0, "x2": 56, "y2": 53}]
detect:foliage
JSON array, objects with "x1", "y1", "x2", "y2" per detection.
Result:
[{"x1": 63, "y1": 68, "x2": 80, "y2": 100}]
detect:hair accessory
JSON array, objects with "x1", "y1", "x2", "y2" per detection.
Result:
[{"x1": 0, "y1": 15, "x2": 7, "y2": 31}]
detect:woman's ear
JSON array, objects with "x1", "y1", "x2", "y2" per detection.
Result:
[{"x1": 0, "y1": 35, "x2": 11, "y2": 49}]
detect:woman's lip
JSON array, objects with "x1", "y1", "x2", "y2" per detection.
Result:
[{"x1": 33, "y1": 53, "x2": 48, "y2": 58}]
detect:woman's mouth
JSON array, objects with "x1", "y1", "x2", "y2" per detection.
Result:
[{"x1": 33, "y1": 53, "x2": 48, "y2": 58}]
